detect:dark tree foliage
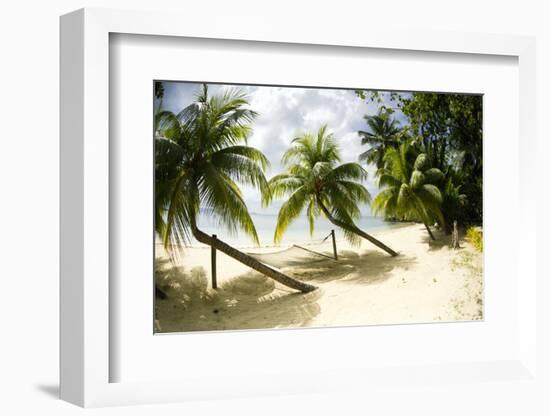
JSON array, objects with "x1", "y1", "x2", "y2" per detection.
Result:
[
  {"x1": 356, "y1": 90, "x2": 482, "y2": 230},
  {"x1": 154, "y1": 81, "x2": 165, "y2": 100},
  {"x1": 400, "y1": 93, "x2": 482, "y2": 228}
]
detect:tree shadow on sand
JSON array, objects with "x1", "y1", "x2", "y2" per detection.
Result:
[
  {"x1": 155, "y1": 265, "x2": 322, "y2": 333},
  {"x1": 155, "y1": 250, "x2": 416, "y2": 332},
  {"x1": 288, "y1": 251, "x2": 417, "y2": 285}
]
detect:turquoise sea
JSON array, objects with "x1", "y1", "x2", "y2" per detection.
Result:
[{"x1": 194, "y1": 213, "x2": 401, "y2": 248}]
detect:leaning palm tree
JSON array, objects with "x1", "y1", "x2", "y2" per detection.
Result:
[
  {"x1": 358, "y1": 108, "x2": 402, "y2": 169},
  {"x1": 268, "y1": 125, "x2": 397, "y2": 256},
  {"x1": 156, "y1": 84, "x2": 315, "y2": 293},
  {"x1": 372, "y1": 143, "x2": 444, "y2": 240}
]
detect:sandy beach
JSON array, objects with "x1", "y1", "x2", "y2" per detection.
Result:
[{"x1": 155, "y1": 223, "x2": 483, "y2": 333}]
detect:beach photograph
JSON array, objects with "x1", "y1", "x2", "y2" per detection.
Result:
[{"x1": 153, "y1": 81, "x2": 483, "y2": 333}]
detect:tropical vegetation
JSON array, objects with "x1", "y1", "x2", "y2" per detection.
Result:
[
  {"x1": 372, "y1": 143, "x2": 444, "y2": 240},
  {"x1": 356, "y1": 91, "x2": 482, "y2": 237},
  {"x1": 466, "y1": 226, "x2": 483, "y2": 252},
  {"x1": 358, "y1": 107, "x2": 403, "y2": 169},
  {"x1": 155, "y1": 83, "x2": 316, "y2": 293},
  {"x1": 268, "y1": 125, "x2": 397, "y2": 256}
]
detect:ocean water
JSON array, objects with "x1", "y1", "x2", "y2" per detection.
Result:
[{"x1": 195, "y1": 213, "x2": 400, "y2": 248}]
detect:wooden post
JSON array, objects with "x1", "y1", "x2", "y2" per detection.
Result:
[
  {"x1": 331, "y1": 229, "x2": 338, "y2": 260},
  {"x1": 211, "y1": 234, "x2": 217, "y2": 289},
  {"x1": 450, "y1": 221, "x2": 460, "y2": 249}
]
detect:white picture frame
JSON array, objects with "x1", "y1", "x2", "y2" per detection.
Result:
[{"x1": 60, "y1": 7, "x2": 539, "y2": 408}]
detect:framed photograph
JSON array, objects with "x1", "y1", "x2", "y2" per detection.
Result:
[
  {"x1": 60, "y1": 8, "x2": 539, "y2": 408},
  {"x1": 152, "y1": 80, "x2": 483, "y2": 334}
]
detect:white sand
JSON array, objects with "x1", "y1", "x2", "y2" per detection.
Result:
[{"x1": 155, "y1": 224, "x2": 483, "y2": 332}]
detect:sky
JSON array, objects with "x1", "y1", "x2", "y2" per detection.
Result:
[{"x1": 157, "y1": 81, "x2": 410, "y2": 215}]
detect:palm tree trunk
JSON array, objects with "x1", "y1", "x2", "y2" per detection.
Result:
[
  {"x1": 424, "y1": 223, "x2": 436, "y2": 241},
  {"x1": 191, "y1": 225, "x2": 317, "y2": 293},
  {"x1": 317, "y1": 202, "x2": 398, "y2": 257}
]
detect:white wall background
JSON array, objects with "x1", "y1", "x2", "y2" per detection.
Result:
[{"x1": 0, "y1": 0, "x2": 548, "y2": 414}]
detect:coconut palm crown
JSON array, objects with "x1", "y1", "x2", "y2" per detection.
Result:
[
  {"x1": 358, "y1": 108, "x2": 402, "y2": 169},
  {"x1": 155, "y1": 84, "x2": 269, "y2": 248},
  {"x1": 268, "y1": 125, "x2": 397, "y2": 256},
  {"x1": 372, "y1": 143, "x2": 445, "y2": 240}
]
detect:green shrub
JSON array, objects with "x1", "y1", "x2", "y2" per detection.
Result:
[{"x1": 466, "y1": 227, "x2": 483, "y2": 252}]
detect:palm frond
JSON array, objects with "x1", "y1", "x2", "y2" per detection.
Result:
[
  {"x1": 274, "y1": 186, "x2": 308, "y2": 243},
  {"x1": 267, "y1": 173, "x2": 305, "y2": 200},
  {"x1": 423, "y1": 168, "x2": 445, "y2": 185},
  {"x1": 375, "y1": 142, "x2": 445, "y2": 231},
  {"x1": 199, "y1": 163, "x2": 260, "y2": 244},
  {"x1": 383, "y1": 146, "x2": 408, "y2": 182},
  {"x1": 325, "y1": 162, "x2": 368, "y2": 182},
  {"x1": 372, "y1": 188, "x2": 399, "y2": 218}
]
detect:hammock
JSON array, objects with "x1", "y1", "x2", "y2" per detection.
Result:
[
  {"x1": 245, "y1": 233, "x2": 336, "y2": 269},
  {"x1": 156, "y1": 232, "x2": 338, "y2": 269}
]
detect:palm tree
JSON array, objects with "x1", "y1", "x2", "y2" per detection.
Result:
[
  {"x1": 441, "y1": 174, "x2": 467, "y2": 234},
  {"x1": 268, "y1": 125, "x2": 398, "y2": 256},
  {"x1": 156, "y1": 84, "x2": 316, "y2": 293},
  {"x1": 372, "y1": 143, "x2": 444, "y2": 240},
  {"x1": 358, "y1": 108, "x2": 402, "y2": 169},
  {"x1": 154, "y1": 81, "x2": 165, "y2": 113}
]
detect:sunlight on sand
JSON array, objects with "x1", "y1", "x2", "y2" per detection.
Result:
[{"x1": 155, "y1": 224, "x2": 483, "y2": 333}]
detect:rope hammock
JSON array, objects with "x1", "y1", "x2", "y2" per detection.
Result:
[
  {"x1": 156, "y1": 231, "x2": 338, "y2": 269},
  {"x1": 243, "y1": 232, "x2": 337, "y2": 269}
]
